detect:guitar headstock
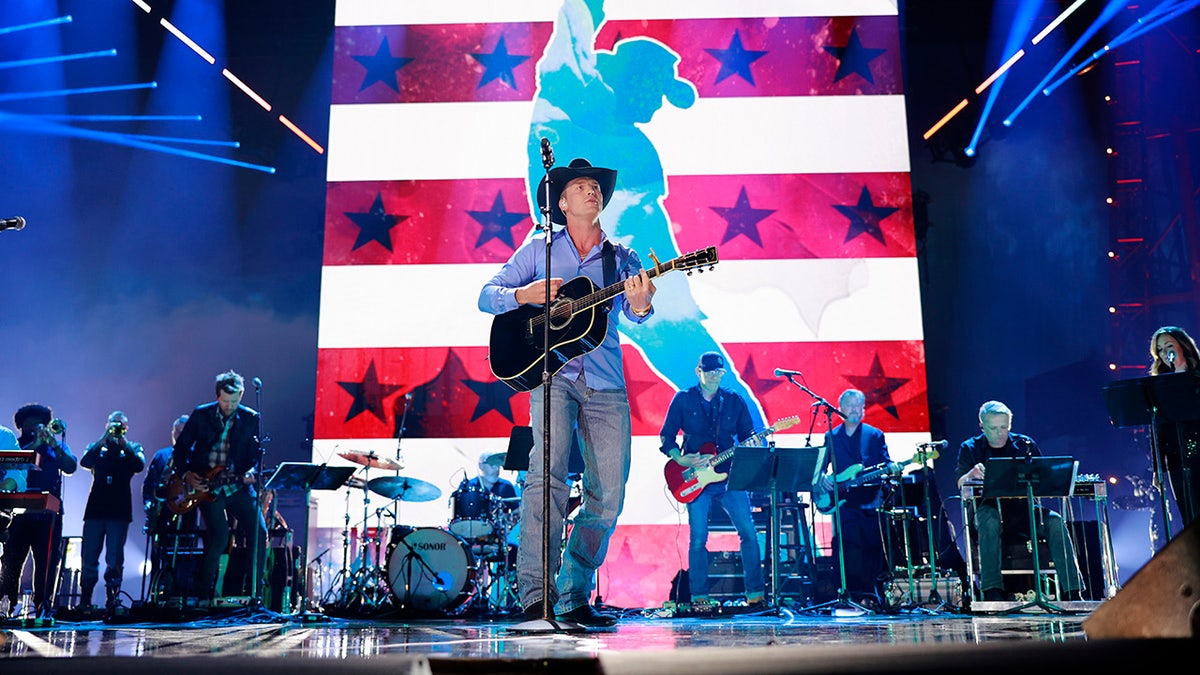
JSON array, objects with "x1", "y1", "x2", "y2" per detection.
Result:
[
  {"x1": 770, "y1": 415, "x2": 801, "y2": 434},
  {"x1": 678, "y1": 246, "x2": 719, "y2": 274}
]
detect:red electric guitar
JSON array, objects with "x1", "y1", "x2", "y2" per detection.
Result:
[{"x1": 664, "y1": 416, "x2": 800, "y2": 504}]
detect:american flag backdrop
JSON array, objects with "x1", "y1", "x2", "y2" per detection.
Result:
[{"x1": 315, "y1": 0, "x2": 929, "y2": 609}]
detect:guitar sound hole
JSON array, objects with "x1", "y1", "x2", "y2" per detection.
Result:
[{"x1": 548, "y1": 300, "x2": 572, "y2": 330}]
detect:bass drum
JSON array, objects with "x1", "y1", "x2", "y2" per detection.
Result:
[{"x1": 386, "y1": 527, "x2": 476, "y2": 612}]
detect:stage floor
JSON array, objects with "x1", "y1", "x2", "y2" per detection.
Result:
[{"x1": 1, "y1": 600, "x2": 1153, "y2": 673}]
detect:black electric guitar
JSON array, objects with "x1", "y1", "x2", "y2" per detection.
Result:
[
  {"x1": 812, "y1": 449, "x2": 935, "y2": 514},
  {"x1": 488, "y1": 246, "x2": 718, "y2": 392}
]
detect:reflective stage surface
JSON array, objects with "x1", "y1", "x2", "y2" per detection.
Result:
[{"x1": 4, "y1": 604, "x2": 1182, "y2": 674}]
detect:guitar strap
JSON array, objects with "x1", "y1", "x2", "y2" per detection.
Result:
[{"x1": 602, "y1": 240, "x2": 615, "y2": 310}]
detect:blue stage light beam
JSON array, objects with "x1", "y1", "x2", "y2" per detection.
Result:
[
  {"x1": 0, "y1": 48, "x2": 117, "y2": 71},
  {"x1": 1040, "y1": 0, "x2": 1198, "y2": 98},
  {"x1": 966, "y1": 0, "x2": 1042, "y2": 157},
  {"x1": 115, "y1": 132, "x2": 240, "y2": 148},
  {"x1": 0, "y1": 111, "x2": 275, "y2": 174},
  {"x1": 0, "y1": 81, "x2": 156, "y2": 103},
  {"x1": 0, "y1": 14, "x2": 72, "y2": 36},
  {"x1": 1002, "y1": 0, "x2": 1128, "y2": 127},
  {"x1": 34, "y1": 114, "x2": 203, "y2": 122}
]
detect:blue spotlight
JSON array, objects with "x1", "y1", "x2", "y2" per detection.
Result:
[
  {"x1": 0, "y1": 48, "x2": 117, "y2": 71},
  {"x1": 35, "y1": 114, "x2": 203, "y2": 122},
  {"x1": 0, "y1": 81, "x2": 156, "y2": 103},
  {"x1": 0, "y1": 15, "x2": 72, "y2": 36},
  {"x1": 117, "y1": 133, "x2": 240, "y2": 148}
]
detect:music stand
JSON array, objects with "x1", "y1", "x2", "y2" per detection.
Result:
[
  {"x1": 981, "y1": 456, "x2": 1078, "y2": 613},
  {"x1": 504, "y1": 425, "x2": 584, "y2": 475},
  {"x1": 727, "y1": 444, "x2": 824, "y2": 611},
  {"x1": 1101, "y1": 374, "x2": 1200, "y2": 538}
]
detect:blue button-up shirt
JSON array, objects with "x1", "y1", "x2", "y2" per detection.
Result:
[{"x1": 478, "y1": 228, "x2": 651, "y2": 390}]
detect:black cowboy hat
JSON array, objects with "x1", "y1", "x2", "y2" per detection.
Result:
[
  {"x1": 14, "y1": 403, "x2": 52, "y2": 430},
  {"x1": 536, "y1": 158, "x2": 617, "y2": 226}
]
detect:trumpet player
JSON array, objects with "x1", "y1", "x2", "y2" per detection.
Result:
[
  {"x1": 79, "y1": 411, "x2": 146, "y2": 613},
  {"x1": 0, "y1": 404, "x2": 77, "y2": 619}
]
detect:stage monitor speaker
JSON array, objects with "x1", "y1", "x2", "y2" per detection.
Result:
[{"x1": 1082, "y1": 518, "x2": 1200, "y2": 638}]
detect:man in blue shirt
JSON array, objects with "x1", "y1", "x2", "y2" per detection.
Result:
[
  {"x1": 660, "y1": 351, "x2": 766, "y2": 610},
  {"x1": 479, "y1": 157, "x2": 654, "y2": 626}
]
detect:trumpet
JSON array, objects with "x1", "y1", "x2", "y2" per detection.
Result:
[
  {"x1": 108, "y1": 421, "x2": 127, "y2": 437},
  {"x1": 47, "y1": 418, "x2": 66, "y2": 435}
]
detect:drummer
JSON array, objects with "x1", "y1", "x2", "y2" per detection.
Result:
[{"x1": 459, "y1": 450, "x2": 519, "y2": 515}]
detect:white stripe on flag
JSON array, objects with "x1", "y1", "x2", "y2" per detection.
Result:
[
  {"x1": 334, "y1": 0, "x2": 900, "y2": 27},
  {"x1": 326, "y1": 96, "x2": 910, "y2": 182},
  {"x1": 315, "y1": 258, "x2": 924, "y2": 349}
]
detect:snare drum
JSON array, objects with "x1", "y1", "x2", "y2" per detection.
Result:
[
  {"x1": 386, "y1": 527, "x2": 476, "y2": 612},
  {"x1": 449, "y1": 486, "x2": 496, "y2": 539}
]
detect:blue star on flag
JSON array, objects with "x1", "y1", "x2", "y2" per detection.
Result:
[
  {"x1": 472, "y1": 35, "x2": 529, "y2": 90},
  {"x1": 705, "y1": 31, "x2": 768, "y2": 85},
  {"x1": 468, "y1": 191, "x2": 528, "y2": 249},
  {"x1": 711, "y1": 186, "x2": 775, "y2": 246},
  {"x1": 346, "y1": 193, "x2": 407, "y2": 252},
  {"x1": 833, "y1": 185, "x2": 898, "y2": 245},
  {"x1": 844, "y1": 354, "x2": 910, "y2": 419},
  {"x1": 352, "y1": 36, "x2": 414, "y2": 92},
  {"x1": 463, "y1": 378, "x2": 519, "y2": 423},
  {"x1": 338, "y1": 361, "x2": 404, "y2": 424},
  {"x1": 823, "y1": 27, "x2": 887, "y2": 84}
]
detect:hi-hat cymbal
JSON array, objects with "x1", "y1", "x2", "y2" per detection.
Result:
[
  {"x1": 367, "y1": 476, "x2": 442, "y2": 502},
  {"x1": 338, "y1": 450, "x2": 403, "y2": 471}
]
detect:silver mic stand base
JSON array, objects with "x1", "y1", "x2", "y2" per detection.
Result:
[{"x1": 507, "y1": 617, "x2": 587, "y2": 634}]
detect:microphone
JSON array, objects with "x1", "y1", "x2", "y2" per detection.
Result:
[
  {"x1": 540, "y1": 137, "x2": 554, "y2": 169},
  {"x1": 252, "y1": 377, "x2": 263, "y2": 390},
  {"x1": 1, "y1": 216, "x2": 26, "y2": 232},
  {"x1": 1167, "y1": 349, "x2": 1177, "y2": 367},
  {"x1": 918, "y1": 439, "x2": 949, "y2": 450},
  {"x1": 773, "y1": 368, "x2": 802, "y2": 377}
]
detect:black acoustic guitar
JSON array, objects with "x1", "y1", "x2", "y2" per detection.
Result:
[{"x1": 488, "y1": 246, "x2": 718, "y2": 392}]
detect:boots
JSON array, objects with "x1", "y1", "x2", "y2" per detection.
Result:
[
  {"x1": 80, "y1": 582, "x2": 96, "y2": 610},
  {"x1": 105, "y1": 586, "x2": 121, "y2": 613}
]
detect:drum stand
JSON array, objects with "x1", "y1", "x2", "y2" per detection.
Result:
[
  {"x1": 331, "y1": 471, "x2": 392, "y2": 610},
  {"x1": 479, "y1": 509, "x2": 519, "y2": 615}
]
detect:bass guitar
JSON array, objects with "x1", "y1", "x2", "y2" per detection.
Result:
[
  {"x1": 812, "y1": 448, "x2": 935, "y2": 514},
  {"x1": 162, "y1": 466, "x2": 243, "y2": 515},
  {"x1": 664, "y1": 416, "x2": 800, "y2": 504},
  {"x1": 488, "y1": 246, "x2": 719, "y2": 392}
]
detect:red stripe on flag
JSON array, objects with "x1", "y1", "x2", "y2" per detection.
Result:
[
  {"x1": 324, "y1": 179, "x2": 534, "y2": 266},
  {"x1": 315, "y1": 340, "x2": 927, "y2": 441},
  {"x1": 332, "y1": 16, "x2": 901, "y2": 105},
  {"x1": 332, "y1": 23, "x2": 552, "y2": 104},
  {"x1": 665, "y1": 172, "x2": 915, "y2": 259}
]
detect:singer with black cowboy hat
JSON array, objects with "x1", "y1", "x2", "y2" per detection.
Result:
[
  {"x1": 0, "y1": 403, "x2": 77, "y2": 618},
  {"x1": 172, "y1": 370, "x2": 267, "y2": 604},
  {"x1": 479, "y1": 156, "x2": 655, "y2": 626}
]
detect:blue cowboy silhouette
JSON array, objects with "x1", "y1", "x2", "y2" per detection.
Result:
[{"x1": 526, "y1": 0, "x2": 766, "y2": 428}]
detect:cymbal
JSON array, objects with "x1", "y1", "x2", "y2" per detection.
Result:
[
  {"x1": 483, "y1": 452, "x2": 507, "y2": 468},
  {"x1": 345, "y1": 476, "x2": 367, "y2": 490},
  {"x1": 367, "y1": 476, "x2": 442, "y2": 502},
  {"x1": 338, "y1": 450, "x2": 403, "y2": 471}
]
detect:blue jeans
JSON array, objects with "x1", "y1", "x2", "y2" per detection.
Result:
[
  {"x1": 975, "y1": 503, "x2": 1082, "y2": 593},
  {"x1": 686, "y1": 483, "x2": 764, "y2": 599},
  {"x1": 80, "y1": 518, "x2": 130, "y2": 604},
  {"x1": 517, "y1": 373, "x2": 632, "y2": 615}
]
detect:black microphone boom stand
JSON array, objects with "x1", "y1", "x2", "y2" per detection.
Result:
[
  {"x1": 510, "y1": 138, "x2": 584, "y2": 634},
  {"x1": 782, "y1": 376, "x2": 871, "y2": 616},
  {"x1": 248, "y1": 377, "x2": 270, "y2": 614}
]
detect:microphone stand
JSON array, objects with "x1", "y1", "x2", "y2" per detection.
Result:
[
  {"x1": 510, "y1": 139, "x2": 583, "y2": 634},
  {"x1": 782, "y1": 377, "x2": 870, "y2": 616},
  {"x1": 249, "y1": 379, "x2": 270, "y2": 613}
]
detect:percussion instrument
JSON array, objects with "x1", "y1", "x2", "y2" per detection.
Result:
[
  {"x1": 449, "y1": 486, "x2": 497, "y2": 539},
  {"x1": 367, "y1": 475, "x2": 441, "y2": 502},
  {"x1": 338, "y1": 450, "x2": 404, "y2": 471},
  {"x1": 386, "y1": 526, "x2": 476, "y2": 612}
]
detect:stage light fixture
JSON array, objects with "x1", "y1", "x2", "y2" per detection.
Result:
[{"x1": 922, "y1": 98, "x2": 968, "y2": 140}]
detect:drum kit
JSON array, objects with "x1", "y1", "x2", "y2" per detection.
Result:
[{"x1": 323, "y1": 450, "x2": 522, "y2": 617}]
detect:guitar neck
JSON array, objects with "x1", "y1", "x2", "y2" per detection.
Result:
[
  {"x1": 708, "y1": 428, "x2": 772, "y2": 467},
  {"x1": 569, "y1": 257, "x2": 682, "y2": 314}
]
